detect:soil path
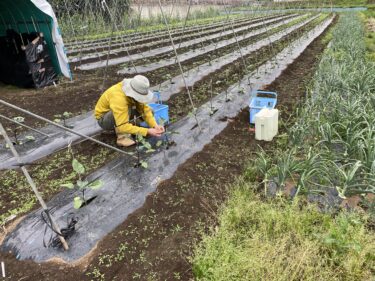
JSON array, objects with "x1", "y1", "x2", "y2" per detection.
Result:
[{"x1": 0, "y1": 19, "x2": 333, "y2": 281}]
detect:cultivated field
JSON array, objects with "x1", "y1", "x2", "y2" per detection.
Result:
[{"x1": 0, "y1": 1, "x2": 374, "y2": 280}]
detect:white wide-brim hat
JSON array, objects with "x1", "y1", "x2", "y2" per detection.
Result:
[{"x1": 122, "y1": 75, "x2": 154, "y2": 104}]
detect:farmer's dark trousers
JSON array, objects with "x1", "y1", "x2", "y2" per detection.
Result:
[
  {"x1": 97, "y1": 111, "x2": 116, "y2": 131},
  {"x1": 97, "y1": 110, "x2": 141, "y2": 131}
]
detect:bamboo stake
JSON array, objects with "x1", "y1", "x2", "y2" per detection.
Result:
[
  {"x1": 101, "y1": 0, "x2": 138, "y2": 73},
  {"x1": 222, "y1": 0, "x2": 251, "y2": 85},
  {"x1": 0, "y1": 122, "x2": 69, "y2": 251},
  {"x1": 0, "y1": 99, "x2": 135, "y2": 159},
  {"x1": 0, "y1": 114, "x2": 49, "y2": 137},
  {"x1": 157, "y1": 0, "x2": 201, "y2": 129}
]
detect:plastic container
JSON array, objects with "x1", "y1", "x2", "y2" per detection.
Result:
[
  {"x1": 140, "y1": 91, "x2": 169, "y2": 127},
  {"x1": 249, "y1": 90, "x2": 278, "y2": 124},
  {"x1": 255, "y1": 108, "x2": 279, "y2": 141}
]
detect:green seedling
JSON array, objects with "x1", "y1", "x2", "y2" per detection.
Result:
[
  {"x1": 61, "y1": 148, "x2": 103, "y2": 209},
  {"x1": 134, "y1": 134, "x2": 154, "y2": 169},
  {"x1": 225, "y1": 93, "x2": 232, "y2": 102},
  {"x1": 6, "y1": 116, "x2": 35, "y2": 146},
  {"x1": 24, "y1": 135, "x2": 35, "y2": 143},
  {"x1": 165, "y1": 73, "x2": 172, "y2": 83},
  {"x1": 188, "y1": 107, "x2": 198, "y2": 118},
  {"x1": 208, "y1": 80, "x2": 219, "y2": 116},
  {"x1": 54, "y1": 112, "x2": 74, "y2": 129},
  {"x1": 8, "y1": 116, "x2": 24, "y2": 145},
  {"x1": 157, "y1": 119, "x2": 177, "y2": 149}
]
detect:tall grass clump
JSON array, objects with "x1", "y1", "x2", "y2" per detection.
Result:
[{"x1": 192, "y1": 186, "x2": 375, "y2": 281}]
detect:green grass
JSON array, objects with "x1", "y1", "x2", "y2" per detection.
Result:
[{"x1": 192, "y1": 185, "x2": 375, "y2": 281}]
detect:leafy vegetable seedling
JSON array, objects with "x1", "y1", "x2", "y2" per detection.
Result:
[
  {"x1": 157, "y1": 118, "x2": 177, "y2": 150},
  {"x1": 6, "y1": 116, "x2": 35, "y2": 146},
  {"x1": 134, "y1": 134, "x2": 154, "y2": 169},
  {"x1": 61, "y1": 148, "x2": 103, "y2": 209},
  {"x1": 8, "y1": 116, "x2": 24, "y2": 145},
  {"x1": 54, "y1": 112, "x2": 74, "y2": 129}
]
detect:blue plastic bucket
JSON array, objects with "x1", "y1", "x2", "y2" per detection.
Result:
[
  {"x1": 249, "y1": 90, "x2": 277, "y2": 124},
  {"x1": 140, "y1": 91, "x2": 169, "y2": 127},
  {"x1": 148, "y1": 103, "x2": 169, "y2": 125}
]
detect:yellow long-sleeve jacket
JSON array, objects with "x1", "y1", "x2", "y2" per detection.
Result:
[{"x1": 94, "y1": 82, "x2": 157, "y2": 136}]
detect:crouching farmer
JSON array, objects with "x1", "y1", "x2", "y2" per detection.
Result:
[{"x1": 95, "y1": 75, "x2": 165, "y2": 147}]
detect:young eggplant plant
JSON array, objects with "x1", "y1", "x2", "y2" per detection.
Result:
[
  {"x1": 209, "y1": 79, "x2": 218, "y2": 116},
  {"x1": 61, "y1": 146, "x2": 103, "y2": 209},
  {"x1": 155, "y1": 118, "x2": 176, "y2": 149},
  {"x1": 7, "y1": 116, "x2": 24, "y2": 145},
  {"x1": 5, "y1": 117, "x2": 35, "y2": 146},
  {"x1": 134, "y1": 133, "x2": 155, "y2": 169},
  {"x1": 224, "y1": 88, "x2": 232, "y2": 102}
]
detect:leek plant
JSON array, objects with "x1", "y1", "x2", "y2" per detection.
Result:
[
  {"x1": 260, "y1": 14, "x2": 375, "y2": 200},
  {"x1": 286, "y1": 14, "x2": 375, "y2": 198}
]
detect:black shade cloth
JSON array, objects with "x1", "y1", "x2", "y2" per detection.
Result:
[
  {"x1": 0, "y1": 30, "x2": 58, "y2": 89},
  {"x1": 25, "y1": 35, "x2": 58, "y2": 88}
]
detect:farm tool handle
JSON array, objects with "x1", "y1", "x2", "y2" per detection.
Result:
[
  {"x1": 0, "y1": 99, "x2": 135, "y2": 159},
  {"x1": 0, "y1": 122, "x2": 69, "y2": 251}
]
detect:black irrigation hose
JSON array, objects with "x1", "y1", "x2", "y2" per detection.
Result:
[{"x1": 41, "y1": 210, "x2": 78, "y2": 249}]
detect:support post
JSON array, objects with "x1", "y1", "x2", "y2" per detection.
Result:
[{"x1": 0, "y1": 122, "x2": 69, "y2": 251}]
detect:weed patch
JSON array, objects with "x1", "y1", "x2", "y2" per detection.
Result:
[{"x1": 193, "y1": 186, "x2": 375, "y2": 281}]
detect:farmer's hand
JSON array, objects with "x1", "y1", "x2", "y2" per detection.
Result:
[
  {"x1": 154, "y1": 125, "x2": 165, "y2": 134},
  {"x1": 147, "y1": 128, "x2": 162, "y2": 137}
]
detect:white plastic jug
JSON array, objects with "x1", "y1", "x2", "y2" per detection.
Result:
[{"x1": 255, "y1": 108, "x2": 279, "y2": 141}]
